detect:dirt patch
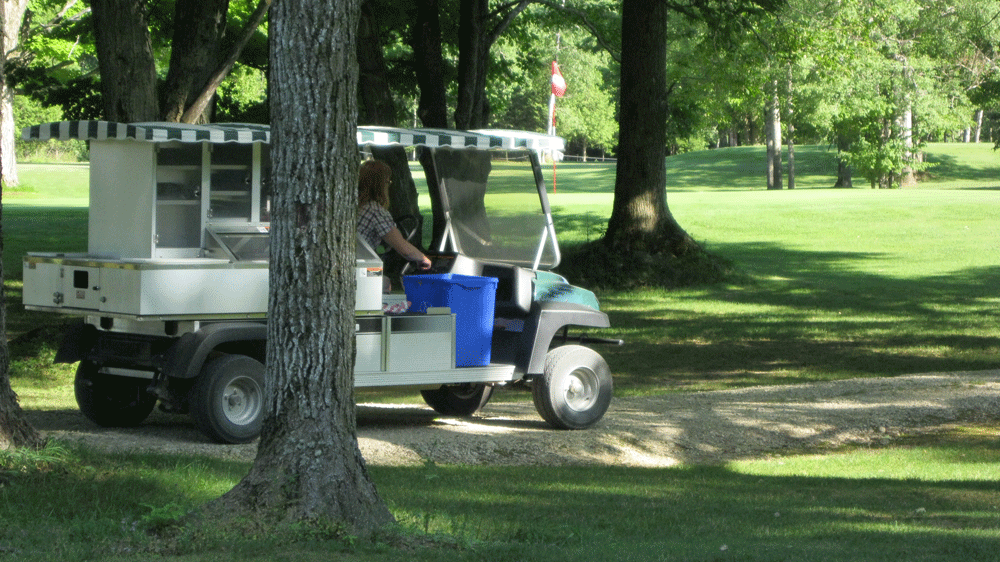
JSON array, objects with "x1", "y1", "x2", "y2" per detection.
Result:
[{"x1": 29, "y1": 370, "x2": 1000, "y2": 467}]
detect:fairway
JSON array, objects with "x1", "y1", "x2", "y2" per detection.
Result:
[{"x1": 4, "y1": 146, "x2": 1000, "y2": 562}]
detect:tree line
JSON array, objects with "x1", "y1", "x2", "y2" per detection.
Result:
[{"x1": 9, "y1": 1, "x2": 1000, "y2": 191}]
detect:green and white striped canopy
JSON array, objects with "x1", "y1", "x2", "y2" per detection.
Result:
[
  {"x1": 23, "y1": 121, "x2": 564, "y2": 151},
  {"x1": 22, "y1": 121, "x2": 271, "y2": 144}
]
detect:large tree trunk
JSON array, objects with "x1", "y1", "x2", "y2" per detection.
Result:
[
  {"x1": 205, "y1": 0, "x2": 392, "y2": 535},
  {"x1": 454, "y1": 0, "x2": 489, "y2": 129},
  {"x1": 161, "y1": 0, "x2": 230, "y2": 123},
  {"x1": 410, "y1": 0, "x2": 448, "y2": 128},
  {"x1": 90, "y1": 0, "x2": 159, "y2": 121},
  {"x1": 0, "y1": 0, "x2": 28, "y2": 188},
  {"x1": 453, "y1": 0, "x2": 529, "y2": 129},
  {"x1": 0, "y1": 139, "x2": 45, "y2": 450},
  {"x1": 357, "y1": 1, "x2": 397, "y2": 126},
  {"x1": 358, "y1": 2, "x2": 425, "y2": 281},
  {"x1": 603, "y1": 0, "x2": 694, "y2": 256}
]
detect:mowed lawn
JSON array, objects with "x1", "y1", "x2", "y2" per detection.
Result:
[{"x1": 3, "y1": 144, "x2": 999, "y2": 562}]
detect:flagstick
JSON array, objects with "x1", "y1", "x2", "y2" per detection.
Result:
[{"x1": 548, "y1": 92, "x2": 557, "y2": 193}]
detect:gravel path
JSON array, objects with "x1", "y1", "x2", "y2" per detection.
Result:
[{"x1": 29, "y1": 370, "x2": 1000, "y2": 467}]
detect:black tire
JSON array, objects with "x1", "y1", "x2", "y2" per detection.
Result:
[
  {"x1": 421, "y1": 383, "x2": 494, "y2": 416},
  {"x1": 532, "y1": 345, "x2": 612, "y2": 430},
  {"x1": 189, "y1": 354, "x2": 265, "y2": 444},
  {"x1": 74, "y1": 361, "x2": 157, "y2": 427}
]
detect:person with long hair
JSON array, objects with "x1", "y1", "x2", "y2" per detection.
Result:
[{"x1": 357, "y1": 160, "x2": 431, "y2": 275}]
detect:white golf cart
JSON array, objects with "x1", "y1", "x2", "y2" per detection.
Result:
[{"x1": 20, "y1": 121, "x2": 619, "y2": 444}]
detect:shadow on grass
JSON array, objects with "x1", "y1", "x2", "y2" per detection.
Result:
[
  {"x1": 922, "y1": 151, "x2": 1000, "y2": 189},
  {"x1": 374, "y1": 459, "x2": 1000, "y2": 561},
  {"x1": 598, "y1": 241, "x2": 1000, "y2": 392}
]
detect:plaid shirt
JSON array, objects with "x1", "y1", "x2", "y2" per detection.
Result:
[{"x1": 358, "y1": 201, "x2": 395, "y2": 250}]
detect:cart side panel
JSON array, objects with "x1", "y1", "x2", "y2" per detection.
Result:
[{"x1": 89, "y1": 141, "x2": 156, "y2": 259}]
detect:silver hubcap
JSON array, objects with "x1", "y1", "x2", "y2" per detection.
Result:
[
  {"x1": 223, "y1": 375, "x2": 261, "y2": 425},
  {"x1": 561, "y1": 366, "x2": 599, "y2": 412}
]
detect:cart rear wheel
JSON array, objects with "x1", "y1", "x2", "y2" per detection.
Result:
[
  {"x1": 421, "y1": 383, "x2": 494, "y2": 416},
  {"x1": 532, "y1": 345, "x2": 612, "y2": 430},
  {"x1": 74, "y1": 361, "x2": 157, "y2": 427},
  {"x1": 190, "y1": 354, "x2": 264, "y2": 444}
]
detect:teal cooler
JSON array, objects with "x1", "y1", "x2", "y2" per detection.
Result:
[{"x1": 403, "y1": 273, "x2": 498, "y2": 367}]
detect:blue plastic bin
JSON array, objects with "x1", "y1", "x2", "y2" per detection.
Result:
[{"x1": 402, "y1": 273, "x2": 498, "y2": 367}]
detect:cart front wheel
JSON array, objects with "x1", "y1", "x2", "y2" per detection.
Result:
[
  {"x1": 190, "y1": 354, "x2": 264, "y2": 444},
  {"x1": 421, "y1": 383, "x2": 494, "y2": 416},
  {"x1": 75, "y1": 361, "x2": 157, "y2": 427},
  {"x1": 532, "y1": 345, "x2": 612, "y2": 430}
]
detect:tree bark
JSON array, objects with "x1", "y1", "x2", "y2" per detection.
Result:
[
  {"x1": 0, "y1": 125, "x2": 45, "y2": 451},
  {"x1": 766, "y1": 80, "x2": 782, "y2": 190},
  {"x1": 161, "y1": 0, "x2": 229, "y2": 123},
  {"x1": 786, "y1": 66, "x2": 794, "y2": 190},
  {"x1": 358, "y1": 2, "x2": 425, "y2": 279},
  {"x1": 899, "y1": 104, "x2": 915, "y2": 187},
  {"x1": 178, "y1": 0, "x2": 272, "y2": 124},
  {"x1": 0, "y1": 0, "x2": 27, "y2": 188},
  {"x1": 454, "y1": 0, "x2": 488, "y2": 129},
  {"x1": 603, "y1": 0, "x2": 694, "y2": 256},
  {"x1": 206, "y1": 0, "x2": 392, "y2": 535},
  {"x1": 357, "y1": 0, "x2": 397, "y2": 126},
  {"x1": 834, "y1": 132, "x2": 852, "y2": 188},
  {"x1": 89, "y1": 0, "x2": 159, "y2": 121},
  {"x1": 410, "y1": 0, "x2": 448, "y2": 128},
  {"x1": 453, "y1": 0, "x2": 530, "y2": 129}
]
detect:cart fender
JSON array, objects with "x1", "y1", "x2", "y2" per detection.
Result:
[
  {"x1": 53, "y1": 321, "x2": 99, "y2": 364},
  {"x1": 162, "y1": 322, "x2": 267, "y2": 380},
  {"x1": 519, "y1": 301, "x2": 609, "y2": 375}
]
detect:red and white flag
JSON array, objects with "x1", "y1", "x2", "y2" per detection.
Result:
[{"x1": 550, "y1": 61, "x2": 566, "y2": 97}]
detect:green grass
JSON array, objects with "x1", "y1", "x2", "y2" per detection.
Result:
[
  {"x1": 2, "y1": 425, "x2": 998, "y2": 561},
  {"x1": 3, "y1": 145, "x2": 999, "y2": 560}
]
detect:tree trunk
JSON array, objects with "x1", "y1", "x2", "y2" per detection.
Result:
[
  {"x1": 766, "y1": 80, "x2": 782, "y2": 190},
  {"x1": 357, "y1": 1, "x2": 397, "y2": 126},
  {"x1": 899, "y1": 104, "x2": 915, "y2": 187},
  {"x1": 358, "y1": 2, "x2": 424, "y2": 276},
  {"x1": 786, "y1": 66, "x2": 794, "y2": 190},
  {"x1": 453, "y1": 0, "x2": 529, "y2": 129},
  {"x1": 0, "y1": 130, "x2": 45, "y2": 450},
  {"x1": 454, "y1": 0, "x2": 489, "y2": 129},
  {"x1": 205, "y1": 0, "x2": 392, "y2": 535},
  {"x1": 161, "y1": 0, "x2": 229, "y2": 123},
  {"x1": 0, "y1": 0, "x2": 28, "y2": 188},
  {"x1": 834, "y1": 132, "x2": 852, "y2": 188},
  {"x1": 603, "y1": 0, "x2": 694, "y2": 256},
  {"x1": 90, "y1": 0, "x2": 159, "y2": 121},
  {"x1": 974, "y1": 109, "x2": 984, "y2": 143},
  {"x1": 410, "y1": 0, "x2": 448, "y2": 128}
]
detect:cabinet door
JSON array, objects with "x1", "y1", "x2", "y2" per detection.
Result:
[
  {"x1": 209, "y1": 144, "x2": 254, "y2": 222},
  {"x1": 156, "y1": 144, "x2": 203, "y2": 256}
]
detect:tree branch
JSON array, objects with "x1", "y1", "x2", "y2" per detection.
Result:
[
  {"x1": 486, "y1": 0, "x2": 530, "y2": 48},
  {"x1": 180, "y1": 0, "x2": 271, "y2": 123},
  {"x1": 530, "y1": 0, "x2": 621, "y2": 63}
]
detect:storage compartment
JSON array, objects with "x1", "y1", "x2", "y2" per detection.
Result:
[
  {"x1": 386, "y1": 314, "x2": 454, "y2": 372},
  {"x1": 402, "y1": 273, "x2": 498, "y2": 367}
]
